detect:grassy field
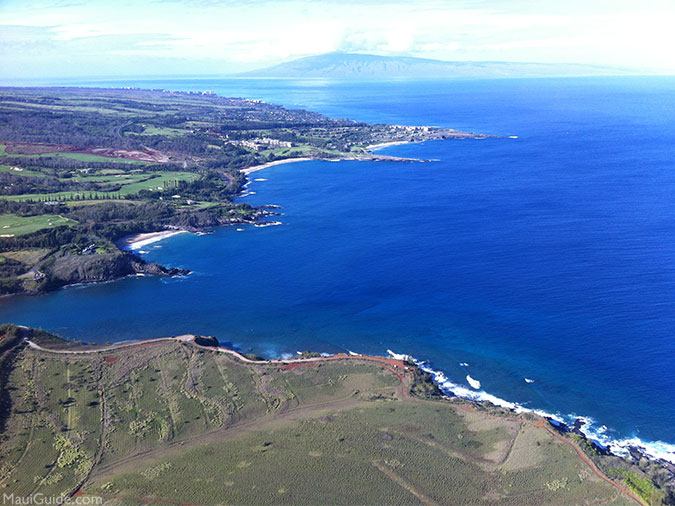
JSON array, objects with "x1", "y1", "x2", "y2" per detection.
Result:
[
  {"x1": 59, "y1": 153, "x2": 147, "y2": 165},
  {"x1": 0, "y1": 164, "x2": 44, "y2": 177},
  {"x1": 0, "y1": 214, "x2": 76, "y2": 236},
  {"x1": 116, "y1": 172, "x2": 198, "y2": 196},
  {"x1": 66, "y1": 199, "x2": 140, "y2": 207},
  {"x1": 0, "y1": 143, "x2": 149, "y2": 165},
  {"x1": 0, "y1": 172, "x2": 199, "y2": 202},
  {"x1": 72, "y1": 174, "x2": 147, "y2": 184},
  {"x1": 0, "y1": 248, "x2": 51, "y2": 265},
  {"x1": 138, "y1": 125, "x2": 188, "y2": 137},
  {"x1": 0, "y1": 336, "x2": 648, "y2": 505},
  {"x1": 88, "y1": 403, "x2": 636, "y2": 506}
]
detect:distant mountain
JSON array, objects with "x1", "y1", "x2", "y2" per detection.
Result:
[{"x1": 242, "y1": 52, "x2": 633, "y2": 79}]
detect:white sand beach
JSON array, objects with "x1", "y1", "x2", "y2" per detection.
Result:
[
  {"x1": 240, "y1": 157, "x2": 313, "y2": 175},
  {"x1": 118, "y1": 230, "x2": 187, "y2": 251}
]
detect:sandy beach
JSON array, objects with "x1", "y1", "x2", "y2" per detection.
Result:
[
  {"x1": 240, "y1": 157, "x2": 313, "y2": 175},
  {"x1": 117, "y1": 230, "x2": 187, "y2": 251},
  {"x1": 240, "y1": 146, "x2": 420, "y2": 176},
  {"x1": 365, "y1": 140, "x2": 411, "y2": 151}
]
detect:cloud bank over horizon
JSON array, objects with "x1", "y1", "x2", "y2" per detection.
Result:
[{"x1": 1, "y1": 0, "x2": 674, "y2": 79}]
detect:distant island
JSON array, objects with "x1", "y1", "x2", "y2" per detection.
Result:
[
  {"x1": 242, "y1": 52, "x2": 636, "y2": 79},
  {"x1": 0, "y1": 87, "x2": 484, "y2": 296}
]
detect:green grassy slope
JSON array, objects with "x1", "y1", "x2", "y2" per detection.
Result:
[{"x1": 0, "y1": 333, "x2": 651, "y2": 505}]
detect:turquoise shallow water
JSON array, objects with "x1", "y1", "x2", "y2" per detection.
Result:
[{"x1": 1, "y1": 77, "x2": 675, "y2": 460}]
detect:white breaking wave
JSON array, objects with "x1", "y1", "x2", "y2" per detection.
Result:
[
  {"x1": 387, "y1": 350, "x2": 413, "y2": 362},
  {"x1": 386, "y1": 349, "x2": 675, "y2": 464},
  {"x1": 459, "y1": 362, "x2": 469, "y2": 367},
  {"x1": 466, "y1": 375, "x2": 481, "y2": 389}
]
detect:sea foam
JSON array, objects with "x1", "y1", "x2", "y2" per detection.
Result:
[{"x1": 386, "y1": 350, "x2": 675, "y2": 464}]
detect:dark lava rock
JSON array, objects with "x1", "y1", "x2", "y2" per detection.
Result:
[
  {"x1": 194, "y1": 335, "x2": 219, "y2": 347},
  {"x1": 35, "y1": 249, "x2": 189, "y2": 294}
]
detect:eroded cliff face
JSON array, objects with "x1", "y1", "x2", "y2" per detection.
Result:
[{"x1": 27, "y1": 249, "x2": 189, "y2": 294}]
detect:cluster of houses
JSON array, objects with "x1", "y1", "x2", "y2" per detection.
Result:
[{"x1": 232, "y1": 138, "x2": 293, "y2": 151}]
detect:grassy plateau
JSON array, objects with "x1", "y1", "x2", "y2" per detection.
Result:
[{"x1": 0, "y1": 326, "x2": 661, "y2": 505}]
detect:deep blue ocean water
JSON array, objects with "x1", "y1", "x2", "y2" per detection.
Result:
[{"x1": 1, "y1": 76, "x2": 674, "y2": 460}]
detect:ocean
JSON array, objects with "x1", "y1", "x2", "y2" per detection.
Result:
[{"x1": 1, "y1": 76, "x2": 674, "y2": 462}]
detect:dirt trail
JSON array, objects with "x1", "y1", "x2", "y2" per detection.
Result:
[
  {"x1": 533, "y1": 419, "x2": 647, "y2": 506},
  {"x1": 26, "y1": 335, "x2": 409, "y2": 378},
  {"x1": 454, "y1": 403, "x2": 645, "y2": 506},
  {"x1": 90, "y1": 393, "x2": 367, "y2": 479},
  {"x1": 372, "y1": 460, "x2": 440, "y2": 506}
]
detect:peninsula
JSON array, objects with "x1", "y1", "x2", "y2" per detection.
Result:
[
  {"x1": 0, "y1": 87, "x2": 482, "y2": 296},
  {"x1": 0, "y1": 324, "x2": 669, "y2": 505}
]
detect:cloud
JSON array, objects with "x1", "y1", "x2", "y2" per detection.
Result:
[{"x1": 1, "y1": 0, "x2": 674, "y2": 78}]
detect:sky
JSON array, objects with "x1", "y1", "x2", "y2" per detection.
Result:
[{"x1": 1, "y1": 0, "x2": 674, "y2": 79}]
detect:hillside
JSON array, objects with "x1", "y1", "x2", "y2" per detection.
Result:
[
  {"x1": 0, "y1": 325, "x2": 667, "y2": 505},
  {"x1": 243, "y1": 52, "x2": 633, "y2": 79}
]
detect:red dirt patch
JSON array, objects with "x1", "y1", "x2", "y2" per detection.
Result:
[
  {"x1": 87, "y1": 146, "x2": 170, "y2": 163},
  {"x1": 104, "y1": 355, "x2": 119, "y2": 363},
  {"x1": 4, "y1": 142, "x2": 70, "y2": 155},
  {"x1": 281, "y1": 361, "x2": 319, "y2": 371},
  {"x1": 4, "y1": 142, "x2": 171, "y2": 163}
]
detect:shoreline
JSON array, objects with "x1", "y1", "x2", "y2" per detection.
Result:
[
  {"x1": 239, "y1": 140, "x2": 431, "y2": 175},
  {"x1": 240, "y1": 157, "x2": 313, "y2": 175},
  {"x1": 117, "y1": 230, "x2": 188, "y2": 251},
  {"x1": 25, "y1": 329, "x2": 675, "y2": 467},
  {"x1": 365, "y1": 140, "x2": 412, "y2": 151},
  {"x1": 387, "y1": 350, "x2": 675, "y2": 466},
  {"x1": 13, "y1": 136, "x2": 674, "y2": 470},
  {"x1": 117, "y1": 153, "x2": 674, "y2": 467},
  {"x1": 21, "y1": 332, "x2": 654, "y2": 506}
]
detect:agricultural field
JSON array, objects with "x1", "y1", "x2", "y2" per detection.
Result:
[{"x1": 0, "y1": 327, "x2": 658, "y2": 505}]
